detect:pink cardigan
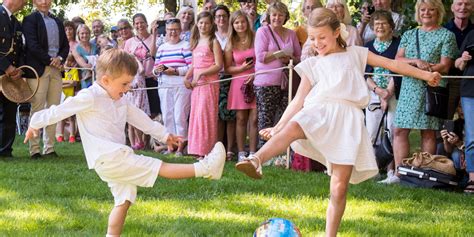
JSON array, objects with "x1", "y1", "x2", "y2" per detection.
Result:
[{"x1": 254, "y1": 26, "x2": 301, "y2": 87}]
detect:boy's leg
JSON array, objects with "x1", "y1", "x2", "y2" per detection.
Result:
[
  {"x1": 107, "y1": 201, "x2": 131, "y2": 236},
  {"x1": 326, "y1": 164, "x2": 352, "y2": 237},
  {"x1": 159, "y1": 142, "x2": 226, "y2": 180},
  {"x1": 236, "y1": 121, "x2": 306, "y2": 178}
]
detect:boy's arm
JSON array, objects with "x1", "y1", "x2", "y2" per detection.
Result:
[
  {"x1": 126, "y1": 104, "x2": 170, "y2": 144},
  {"x1": 29, "y1": 90, "x2": 94, "y2": 130},
  {"x1": 25, "y1": 91, "x2": 94, "y2": 143}
]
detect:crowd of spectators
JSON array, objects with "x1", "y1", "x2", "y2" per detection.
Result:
[{"x1": 1, "y1": 0, "x2": 474, "y2": 193}]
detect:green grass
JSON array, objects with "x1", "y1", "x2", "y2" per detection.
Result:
[{"x1": 0, "y1": 135, "x2": 472, "y2": 236}]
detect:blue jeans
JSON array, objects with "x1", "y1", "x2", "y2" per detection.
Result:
[{"x1": 461, "y1": 97, "x2": 474, "y2": 173}]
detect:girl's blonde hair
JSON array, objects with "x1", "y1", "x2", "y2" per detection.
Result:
[
  {"x1": 226, "y1": 10, "x2": 255, "y2": 52},
  {"x1": 415, "y1": 0, "x2": 445, "y2": 25},
  {"x1": 76, "y1": 24, "x2": 91, "y2": 41},
  {"x1": 308, "y1": 8, "x2": 347, "y2": 48},
  {"x1": 190, "y1": 11, "x2": 216, "y2": 50},
  {"x1": 325, "y1": 0, "x2": 352, "y2": 25}
]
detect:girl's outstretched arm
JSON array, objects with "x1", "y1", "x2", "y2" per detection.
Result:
[{"x1": 367, "y1": 51, "x2": 441, "y2": 87}]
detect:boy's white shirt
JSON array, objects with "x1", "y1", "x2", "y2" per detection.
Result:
[{"x1": 29, "y1": 83, "x2": 170, "y2": 169}]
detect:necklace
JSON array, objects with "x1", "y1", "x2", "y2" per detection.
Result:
[{"x1": 239, "y1": 38, "x2": 248, "y2": 45}]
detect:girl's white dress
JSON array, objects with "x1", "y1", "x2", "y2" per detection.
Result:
[{"x1": 292, "y1": 46, "x2": 378, "y2": 184}]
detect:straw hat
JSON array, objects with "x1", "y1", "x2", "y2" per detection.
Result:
[{"x1": 0, "y1": 65, "x2": 39, "y2": 103}]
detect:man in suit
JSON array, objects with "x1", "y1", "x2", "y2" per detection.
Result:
[
  {"x1": 0, "y1": 0, "x2": 27, "y2": 158},
  {"x1": 23, "y1": 0, "x2": 69, "y2": 158}
]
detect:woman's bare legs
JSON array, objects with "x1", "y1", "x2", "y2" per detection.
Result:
[
  {"x1": 420, "y1": 129, "x2": 436, "y2": 154},
  {"x1": 325, "y1": 164, "x2": 352, "y2": 237},
  {"x1": 393, "y1": 127, "x2": 411, "y2": 174}
]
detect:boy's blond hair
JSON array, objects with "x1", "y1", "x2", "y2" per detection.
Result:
[{"x1": 96, "y1": 48, "x2": 138, "y2": 80}]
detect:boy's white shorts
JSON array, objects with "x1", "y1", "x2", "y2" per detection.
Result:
[{"x1": 94, "y1": 149, "x2": 163, "y2": 206}]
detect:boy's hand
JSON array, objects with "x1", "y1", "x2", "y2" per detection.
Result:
[
  {"x1": 166, "y1": 134, "x2": 183, "y2": 148},
  {"x1": 24, "y1": 127, "x2": 39, "y2": 143}
]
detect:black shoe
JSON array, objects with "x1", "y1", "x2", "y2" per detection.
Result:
[
  {"x1": 43, "y1": 152, "x2": 58, "y2": 158},
  {"x1": 0, "y1": 152, "x2": 13, "y2": 159},
  {"x1": 31, "y1": 153, "x2": 42, "y2": 159}
]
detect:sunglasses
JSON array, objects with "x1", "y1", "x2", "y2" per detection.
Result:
[
  {"x1": 118, "y1": 26, "x2": 131, "y2": 31},
  {"x1": 166, "y1": 18, "x2": 181, "y2": 24}
]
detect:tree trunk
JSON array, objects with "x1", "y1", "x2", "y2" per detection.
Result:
[{"x1": 164, "y1": 0, "x2": 178, "y2": 14}]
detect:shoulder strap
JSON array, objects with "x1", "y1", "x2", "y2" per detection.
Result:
[
  {"x1": 268, "y1": 26, "x2": 281, "y2": 50},
  {"x1": 373, "y1": 110, "x2": 388, "y2": 146},
  {"x1": 137, "y1": 36, "x2": 155, "y2": 61},
  {"x1": 416, "y1": 29, "x2": 421, "y2": 59}
]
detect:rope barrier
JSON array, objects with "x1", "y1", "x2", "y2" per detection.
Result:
[
  {"x1": 365, "y1": 72, "x2": 474, "y2": 79},
  {"x1": 130, "y1": 65, "x2": 292, "y2": 91}
]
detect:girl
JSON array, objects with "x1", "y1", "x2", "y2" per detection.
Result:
[
  {"x1": 185, "y1": 11, "x2": 223, "y2": 158},
  {"x1": 224, "y1": 10, "x2": 258, "y2": 162},
  {"x1": 57, "y1": 54, "x2": 79, "y2": 143},
  {"x1": 235, "y1": 8, "x2": 441, "y2": 236}
]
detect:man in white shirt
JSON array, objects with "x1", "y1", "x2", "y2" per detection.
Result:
[{"x1": 24, "y1": 49, "x2": 226, "y2": 237}]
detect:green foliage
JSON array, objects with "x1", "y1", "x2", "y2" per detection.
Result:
[{"x1": 0, "y1": 136, "x2": 473, "y2": 236}]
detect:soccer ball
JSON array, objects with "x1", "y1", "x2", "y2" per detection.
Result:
[{"x1": 254, "y1": 218, "x2": 302, "y2": 237}]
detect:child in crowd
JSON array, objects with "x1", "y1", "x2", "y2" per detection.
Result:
[
  {"x1": 235, "y1": 8, "x2": 441, "y2": 236},
  {"x1": 185, "y1": 11, "x2": 223, "y2": 159},
  {"x1": 24, "y1": 49, "x2": 226, "y2": 237},
  {"x1": 224, "y1": 10, "x2": 258, "y2": 162},
  {"x1": 57, "y1": 54, "x2": 80, "y2": 143},
  {"x1": 97, "y1": 34, "x2": 115, "y2": 55}
]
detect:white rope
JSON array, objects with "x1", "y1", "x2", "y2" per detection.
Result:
[
  {"x1": 130, "y1": 65, "x2": 291, "y2": 91},
  {"x1": 365, "y1": 72, "x2": 474, "y2": 79}
]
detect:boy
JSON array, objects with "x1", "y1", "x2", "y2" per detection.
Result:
[{"x1": 24, "y1": 49, "x2": 226, "y2": 236}]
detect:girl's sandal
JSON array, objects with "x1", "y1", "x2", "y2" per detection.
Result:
[
  {"x1": 235, "y1": 155, "x2": 263, "y2": 179},
  {"x1": 464, "y1": 180, "x2": 474, "y2": 194}
]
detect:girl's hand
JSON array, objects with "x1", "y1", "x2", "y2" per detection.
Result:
[
  {"x1": 24, "y1": 127, "x2": 39, "y2": 143},
  {"x1": 241, "y1": 61, "x2": 253, "y2": 71},
  {"x1": 427, "y1": 72, "x2": 441, "y2": 87},
  {"x1": 280, "y1": 56, "x2": 291, "y2": 64},
  {"x1": 447, "y1": 132, "x2": 459, "y2": 145},
  {"x1": 166, "y1": 134, "x2": 183, "y2": 148},
  {"x1": 440, "y1": 129, "x2": 449, "y2": 141},
  {"x1": 461, "y1": 51, "x2": 472, "y2": 62},
  {"x1": 415, "y1": 59, "x2": 431, "y2": 71},
  {"x1": 191, "y1": 80, "x2": 198, "y2": 88},
  {"x1": 245, "y1": 75, "x2": 254, "y2": 84},
  {"x1": 259, "y1": 127, "x2": 274, "y2": 141},
  {"x1": 184, "y1": 80, "x2": 193, "y2": 89}
]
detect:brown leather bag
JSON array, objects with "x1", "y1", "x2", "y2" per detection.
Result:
[{"x1": 402, "y1": 152, "x2": 456, "y2": 176}]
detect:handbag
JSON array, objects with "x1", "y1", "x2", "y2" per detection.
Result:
[
  {"x1": 402, "y1": 152, "x2": 456, "y2": 176},
  {"x1": 415, "y1": 30, "x2": 449, "y2": 119},
  {"x1": 372, "y1": 109, "x2": 393, "y2": 169},
  {"x1": 267, "y1": 26, "x2": 298, "y2": 91},
  {"x1": 240, "y1": 81, "x2": 255, "y2": 103}
]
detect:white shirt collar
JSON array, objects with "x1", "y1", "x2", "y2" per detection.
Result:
[{"x1": 2, "y1": 5, "x2": 13, "y2": 18}]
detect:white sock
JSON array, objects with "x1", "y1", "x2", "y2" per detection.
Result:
[{"x1": 194, "y1": 162, "x2": 207, "y2": 178}]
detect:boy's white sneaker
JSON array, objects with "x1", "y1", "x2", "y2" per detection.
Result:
[{"x1": 197, "y1": 142, "x2": 226, "y2": 180}]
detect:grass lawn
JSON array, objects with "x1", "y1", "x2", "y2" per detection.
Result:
[{"x1": 0, "y1": 135, "x2": 473, "y2": 236}]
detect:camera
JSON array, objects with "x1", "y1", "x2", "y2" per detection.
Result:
[
  {"x1": 443, "y1": 120, "x2": 454, "y2": 133},
  {"x1": 368, "y1": 6, "x2": 375, "y2": 15},
  {"x1": 156, "y1": 20, "x2": 166, "y2": 36}
]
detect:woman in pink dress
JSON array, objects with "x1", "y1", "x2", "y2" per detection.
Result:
[
  {"x1": 224, "y1": 10, "x2": 258, "y2": 162},
  {"x1": 185, "y1": 12, "x2": 224, "y2": 158},
  {"x1": 123, "y1": 13, "x2": 154, "y2": 150}
]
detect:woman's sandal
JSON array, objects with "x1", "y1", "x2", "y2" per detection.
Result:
[
  {"x1": 464, "y1": 180, "x2": 474, "y2": 194},
  {"x1": 235, "y1": 155, "x2": 263, "y2": 179}
]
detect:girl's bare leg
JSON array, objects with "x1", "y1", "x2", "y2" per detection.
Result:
[
  {"x1": 325, "y1": 164, "x2": 352, "y2": 237},
  {"x1": 248, "y1": 109, "x2": 258, "y2": 152}
]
